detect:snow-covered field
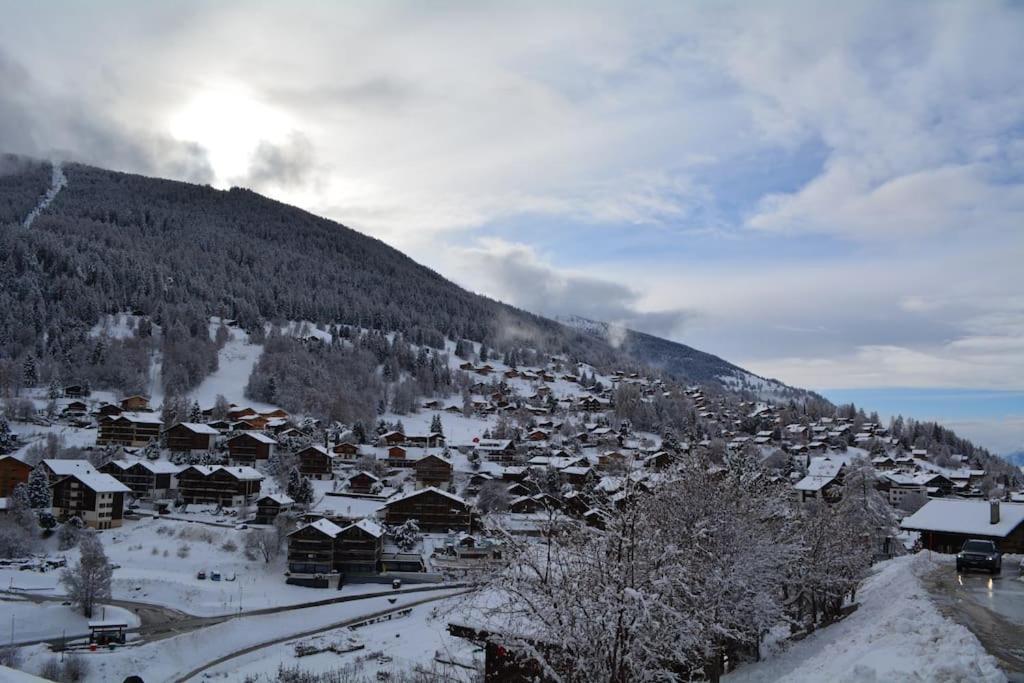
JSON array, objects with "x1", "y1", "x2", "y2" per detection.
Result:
[
  {"x1": 2, "y1": 597, "x2": 139, "y2": 645},
  {"x1": 726, "y1": 553, "x2": 1006, "y2": 683},
  {"x1": 199, "y1": 595, "x2": 479, "y2": 682}
]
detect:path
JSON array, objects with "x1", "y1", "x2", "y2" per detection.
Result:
[
  {"x1": 23, "y1": 160, "x2": 67, "y2": 228},
  {"x1": 173, "y1": 588, "x2": 471, "y2": 682},
  {"x1": 923, "y1": 562, "x2": 1024, "y2": 681}
]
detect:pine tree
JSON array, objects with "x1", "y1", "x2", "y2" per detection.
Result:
[
  {"x1": 429, "y1": 414, "x2": 443, "y2": 435},
  {"x1": 22, "y1": 354, "x2": 38, "y2": 385},
  {"x1": 26, "y1": 468, "x2": 51, "y2": 510},
  {"x1": 189, "y1": 400, "x2": 202, "y2": 423}
]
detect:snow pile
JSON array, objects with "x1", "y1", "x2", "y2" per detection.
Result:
[{"x1": 727, "y1": 553, "x2": 1005, "y2": 683}]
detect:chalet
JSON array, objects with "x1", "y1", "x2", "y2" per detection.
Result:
[
  {"x1": 286, "y1": 518, "x2": 343, "y2": 586},
  {"x1": 207, "y1": 419, "x2": 233, "y2": 432},
  {"x1": 871, "y1": 456, "x2": 897, "y2": 470},
  {"x1": 99, "y1": 459, "x2": 179, "y2": 499},
  {"x1": 526, "y1": 429, "x2": 550, "y2": 442},
  {"x1": 97, "y1": 412, "x2": 163, "y2": 447},
  {"x1": 597, "y1": 451, "x2": 627, "y2": 470},
  {"x1": 297, "y1": 445, "x2": 335, "y2": 480},
  {"x1": 793, "y1": 457, "x2": 847, "y2": 504},
  {"x1": 382, "y1": 487, "x2": 472, "y2": 532},
  {"x1": 261, "y1": 408, "x2": 290, "y2": 420},
  {"x1": 0, "y1": 454, "x2": 32, "y2": 497},
  {"x1": 162, "y1": 422, "x2": 219, "y2": 452},
  {"x1": 506, "y1": 482, "x2": 535, "y2": 498},
  {"x1": 382, "y1": 431, "x2": 407, "y2": 447},
  {"x1": 348, "y1": 471, "x2": 381, "y2": 494},
  {"x1": 51, "y1": 472, "x2": 131, "y2": 530},
  {"x1": 64, "y1": 400, "x2": 88, "y2": 416},
  {"x1": 422, "y1": 400, "x2": 445, "y2": 410},
  {"x1": 330, "y1": 442, "x2": 359, "y2": 459},
  {"x1": 41, "y1": 459, "x2": 99, "y2": 483},
  {"x1": 226, "y1": 432, "x2": 277, "y2": 465},
  {"x1": 902, "y1": 500, "x2": 1024, "y2": 554},
  {"x1": 255, "y1": 493, "x2": 294, "y2": 524},
  {"x1": 119, "y1": 395, "x2": 151, "y2": 412},
  {"x1": 407, "y1": 433, "x2": 446, "y2": 448},
  {"x1": 560, "y1": 466, "x2": 593, "y2": 488},
  {"x1": 414, "y1": 454, "x2": 453, "y2": 488},
  {"x1": 643, "y1": 451, "x2": 673, "y2": 470},
  {"x1": 177, "y1": 465, "x2": 263, "y2": 506},
  {"x1": 388, "y1": 445, "x2": 408, "y2": 460},
  {"x1": 63, "y1": 384, "x2": 88, "y2": 398},
  {"x1": 96, "y1": 403, "x2": 123, "y2": 418},
  {"x1": 337, "y1": 519, "x2": 385, "y2": 574},
  {"x1": 476, "y1": 439, "x2": 517, "y2": 464},
  {"x1": 878, "y1": 472, "x2": 930, "y2": 508}
]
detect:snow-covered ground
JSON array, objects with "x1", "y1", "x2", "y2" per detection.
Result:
[
  {"x1": 184, "y1": 322, "x2": 275, "y2": 411},
  {"x1": 199, "y1": 595, "x2": 479, "y2": 681},
  {"x1": 13, "y1": 588, "x2": 466, "y2": 683},
  {"x1": 726, "y1": 553, "x2": 1006, "y2": 683},
  {"x1": 2, "y1": 597, "x2": 139, "y2": 645}
]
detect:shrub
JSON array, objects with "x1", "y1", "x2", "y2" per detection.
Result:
[
  {"x1": 176, "y1": 543, "x2": 191, "y2": 559},
  {"x1": 221, "y1": 539, "x2": 238, "y2": 553}
]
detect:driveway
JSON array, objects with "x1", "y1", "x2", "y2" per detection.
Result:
[{"x1": 924, "y1": 560, "x2": 1024, "y2": 681}]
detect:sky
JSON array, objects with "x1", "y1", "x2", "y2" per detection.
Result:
[{"x1": 0, "y1": 1, "x2": 1022, "y2": 452}]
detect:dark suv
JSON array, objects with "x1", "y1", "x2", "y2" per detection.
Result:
[{"x1": 956, "y1": 539, "x2": 1002, "y2": 574}]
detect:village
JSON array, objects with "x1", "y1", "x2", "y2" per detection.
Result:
[{"x1": 0, "y1": 320, "x2": 1022, "y2": 681}]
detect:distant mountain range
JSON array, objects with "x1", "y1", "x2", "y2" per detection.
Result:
[
  {"x1": 1005, "y1": 450, "x2": 1024, "y2": 467},
  {"x1": 556, "y1": 315, "x2": 818, "y2": 401}
]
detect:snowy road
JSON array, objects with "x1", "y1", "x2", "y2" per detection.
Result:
[{"x1": 924, "y1": 560, "x2": 1024, "y2": 680}]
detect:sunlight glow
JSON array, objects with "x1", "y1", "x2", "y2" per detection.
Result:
[{"x1": 168, "y1": 85, "x2": 293, "y2": 186}]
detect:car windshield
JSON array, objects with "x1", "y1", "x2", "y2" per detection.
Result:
[{"x1": 963, "y1": 541, "x2": 995, "y2": 553}]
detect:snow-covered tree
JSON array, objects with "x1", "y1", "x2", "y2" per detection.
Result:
[
  {"x1": 286, "y1": 467, "x2": 314, "y2": 507},
  {"x1": 57, "y1": 517, "x2": 84, "y2": 550},
  {"x1": 475, "y1": 480, "x2": 511, "y2": 514},
  {"x1": 26, "y1": 467, "x2": 51, "y2": 510},
  {"x1": 429, "y1": 414, "x2": 443, "y2": 435},
  {"x1": 390, "y1": 519, "x2": 419, "y2": 551},
  {"x1": 60, "y1": 530, "x2": 113, "y2": 617}
]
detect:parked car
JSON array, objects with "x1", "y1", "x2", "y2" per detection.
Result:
[
  {"x1": 211, "y1": 571, "x2": 221, "y2": 581},
  {"x1": 956, "y1": 539, "x2": 1002, "y2": 574},
  {"x1": 224, "y1": 572, "x2": 236, "y2": 582},
  {"x1": 196, "y1": 570, "x2": 207, "y2": 580}
]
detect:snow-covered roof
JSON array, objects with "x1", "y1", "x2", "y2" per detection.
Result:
[
  {"x1": 901, "y1": 500, "x2": 1024, "y2": 538},
  {"x1": 110, "y1": 459, "x2": 181, "y2": 474},
  {"x1": 216, "y1": 465, "x2": 264, "y2": 481},
  {"x1": 384, "y1": 486, "x2": 466, "y2": 507},
  {"x1": 794, "y1": 475, "x2": 835, "y2": 492},
  {"x1": 229, "y1": 432, "x2": 277, "y2": 444},
  {"x1": 302, "y1": 518, "x2": 344, "y2": 538},
  {"x1": 261, "y1": 493, "x2": 294, "y2": 505},
  {"x1": 43, "y1": 459, "x2": 99, "y2": 476},
  {"x1": 343, "y1": 518, "x2": 384, "y2": 538},
  {"x1": 350, "y1": 470, "x2": 381, "y2": 482},
  {"x1": 117, "y1": 411, "x2": 163, "y2": 425},
  {"x1": 65, "y1": 472, "x2": 132, "y2": 494},
  {"x1": 171, "y1": 422, "x2": 220, "y2": 435},
  {"x1": 806, "y1": 456, "x2": 847, "y2": 479},
  {"x1": 476, "y1": 439, "x2": 513, "y2": 451}
]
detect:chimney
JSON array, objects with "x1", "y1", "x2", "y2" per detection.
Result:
[{"x1": 990, "y1": 500, "x2": 1000, "y2": 525}]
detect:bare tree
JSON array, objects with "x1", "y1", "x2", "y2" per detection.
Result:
[{"x1": 60, "y1": 530, "x2": 112, "y2": 618}]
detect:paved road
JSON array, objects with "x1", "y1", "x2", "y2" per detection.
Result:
[
  {"x1": 924, "y1": 563, "x2": 1024, "y2": 681},
  {"x1": 173, "y1": 588, "x2": 471, "y2": 683},
  {"x1": 2, "y1": 582, "x2": 468, "y2": 647}
]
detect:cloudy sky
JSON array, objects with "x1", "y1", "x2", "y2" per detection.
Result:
[{"x1": 1, "y1": 1, "x2": 1022, "y2": 450}]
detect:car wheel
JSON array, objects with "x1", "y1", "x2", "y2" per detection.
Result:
[
  {"x1": 956, "y1": 563, "x2": 962, "y2": 572},
  {"x1": 994, "y1": 565, "x2": 1001, "y2": 575}
]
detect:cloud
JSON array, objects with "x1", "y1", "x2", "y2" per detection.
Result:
[
  {"x1": 438, "y1": 238, "x2": 691, "y2": 338},
  {"x1": 231, "y1": 132, "x2": 316, "y2": 191},
  {"x1": 0, "y1": 49, "x2": 213, "y2": 183}
]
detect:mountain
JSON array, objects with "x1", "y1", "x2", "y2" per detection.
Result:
[
  {"x1": 556, "y1": 315, "x2": 816, "y2": 401},
  {"x1": 0, "y1": 156, "x2": 793, "y2": 396},
  {"x1": 1005, "y1": 450, "x2": 1024, "y2": 467}
]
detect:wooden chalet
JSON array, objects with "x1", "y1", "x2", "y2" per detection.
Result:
[
  {"x1": 902, "y1": 500, "x2": 1024, "y2": 554},
  {"x1": 414, "y1": 454, "x2": 453, "y2": 488},
  {"x1": 97, "y1": 412, "x2": 162, "y2": 447},
  {"x1": 226, "y1": 432, "x2": 277, "y2": 465},
  {"x1": 119, "y1": 395, "x2": 151, "y2": 412},
  {"x1": 96, "y1": 403, "x2": 123, "y2": 417},
  {"x1": 387, "y1": 445, "x2": 408, "y2": 460},
  {"x1": 348, "y1": 471, "x2": 381, "y2": 494},
  {"x1": 64, "y1": 400, "x2": 88, "y2": 415},
  {"x1": 255, "y1": 493, "x2": 294, "y2": 524},
  {"x1": 177, "y1": 465, "x2": 263, "y2": 507},
  {"x1": 382, "y1": 431, "x2": 407, "y2": 447},
  {"x1": 337, "y1": 519, "x2": 385, "y2": 574},
  {"x1": 99, "y1": 460, "x2": 179, "y2": 499},
  {"x1": 63, "y1": 384, "x2": 88, "y2": 398},
  {"x1": 407, "y1": 433, "x2": 446, "y2": 448},
  {"x1": 0, "y1": 454, "x2": 32, "y2": 497},
  {"x1": 297, "y1": 445, "x2": 336, "y2": 480},
  {"x1": 475, "y1": 439, "x2": 517, "y2": 464},
  {"x1": 382, "y1": 487, "x2": 472, "y2": 532},
  {"x1": 162, "y1": 422, "x2": 219, "y2": 452},
  {"x1": 51, "y1": 472, "x2": 131, "y2": 530},
  {"x1": 286, "y1": 519, "x2": 342, "y2": 586},
  {"x1": 332, "y1": 442, "x2": 360, "y2": 459}
]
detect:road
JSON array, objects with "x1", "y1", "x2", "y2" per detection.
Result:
[
  {"x1": 924, "y1": 562, "x2": 1024, "y2": 681},
  {"x1": 172, "y1": 588, "x2": 471, "y2": 683},
  {"x1": 1, "y1": 582, "x2": 468, "y2": 647}
]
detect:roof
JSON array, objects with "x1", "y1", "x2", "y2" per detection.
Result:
[
  {"x1": 901, "y1": 500, "x2": 1024, "y2": 538},
  {"x1": 170, "y1": 422, "x2": 220, "y2": 435},
  {"x1": 61, "y1": 472, "x2": 132, "y2": 494},
  {"x1": 343, "y1": 518, "x2": 384, "y2": 538},
  {"x1": 110, "y1": 459, "x2": 181, "y2": 474},
  {"x1": 116, "y1": 411, "x2": 163, "y2": 425},
  {"x1": 229, "y1": 432, "x2": 277, "y2": 444},
  {"x1": 794, "y1": 475, "x2": 836, "y2": 492},
  {"x1": 215, "y1": 465, "x2": 264, "y2": 481},
  {"x1": 260, "y1": 493, "x2": 294, "y2": 505},
  {"x1": 350, "y1": 470, "x2": 381, "y2": 482},
  {"x1": 298, "y1": 518, "x2": 344, "y2": 538},
  {"x1": 384, "y1": 486, "x2": 466, "y2": 507},
  {"x1": 43, "y1": 459, "x2": 99, "y2": 476},
  {"x1": 806, "y1": 457, "x2": 846, "y2": 479}
]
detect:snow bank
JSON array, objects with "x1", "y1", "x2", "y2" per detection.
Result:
[{"x1": 726, "y1": 553, "x2": 1005, "y2": 683}]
